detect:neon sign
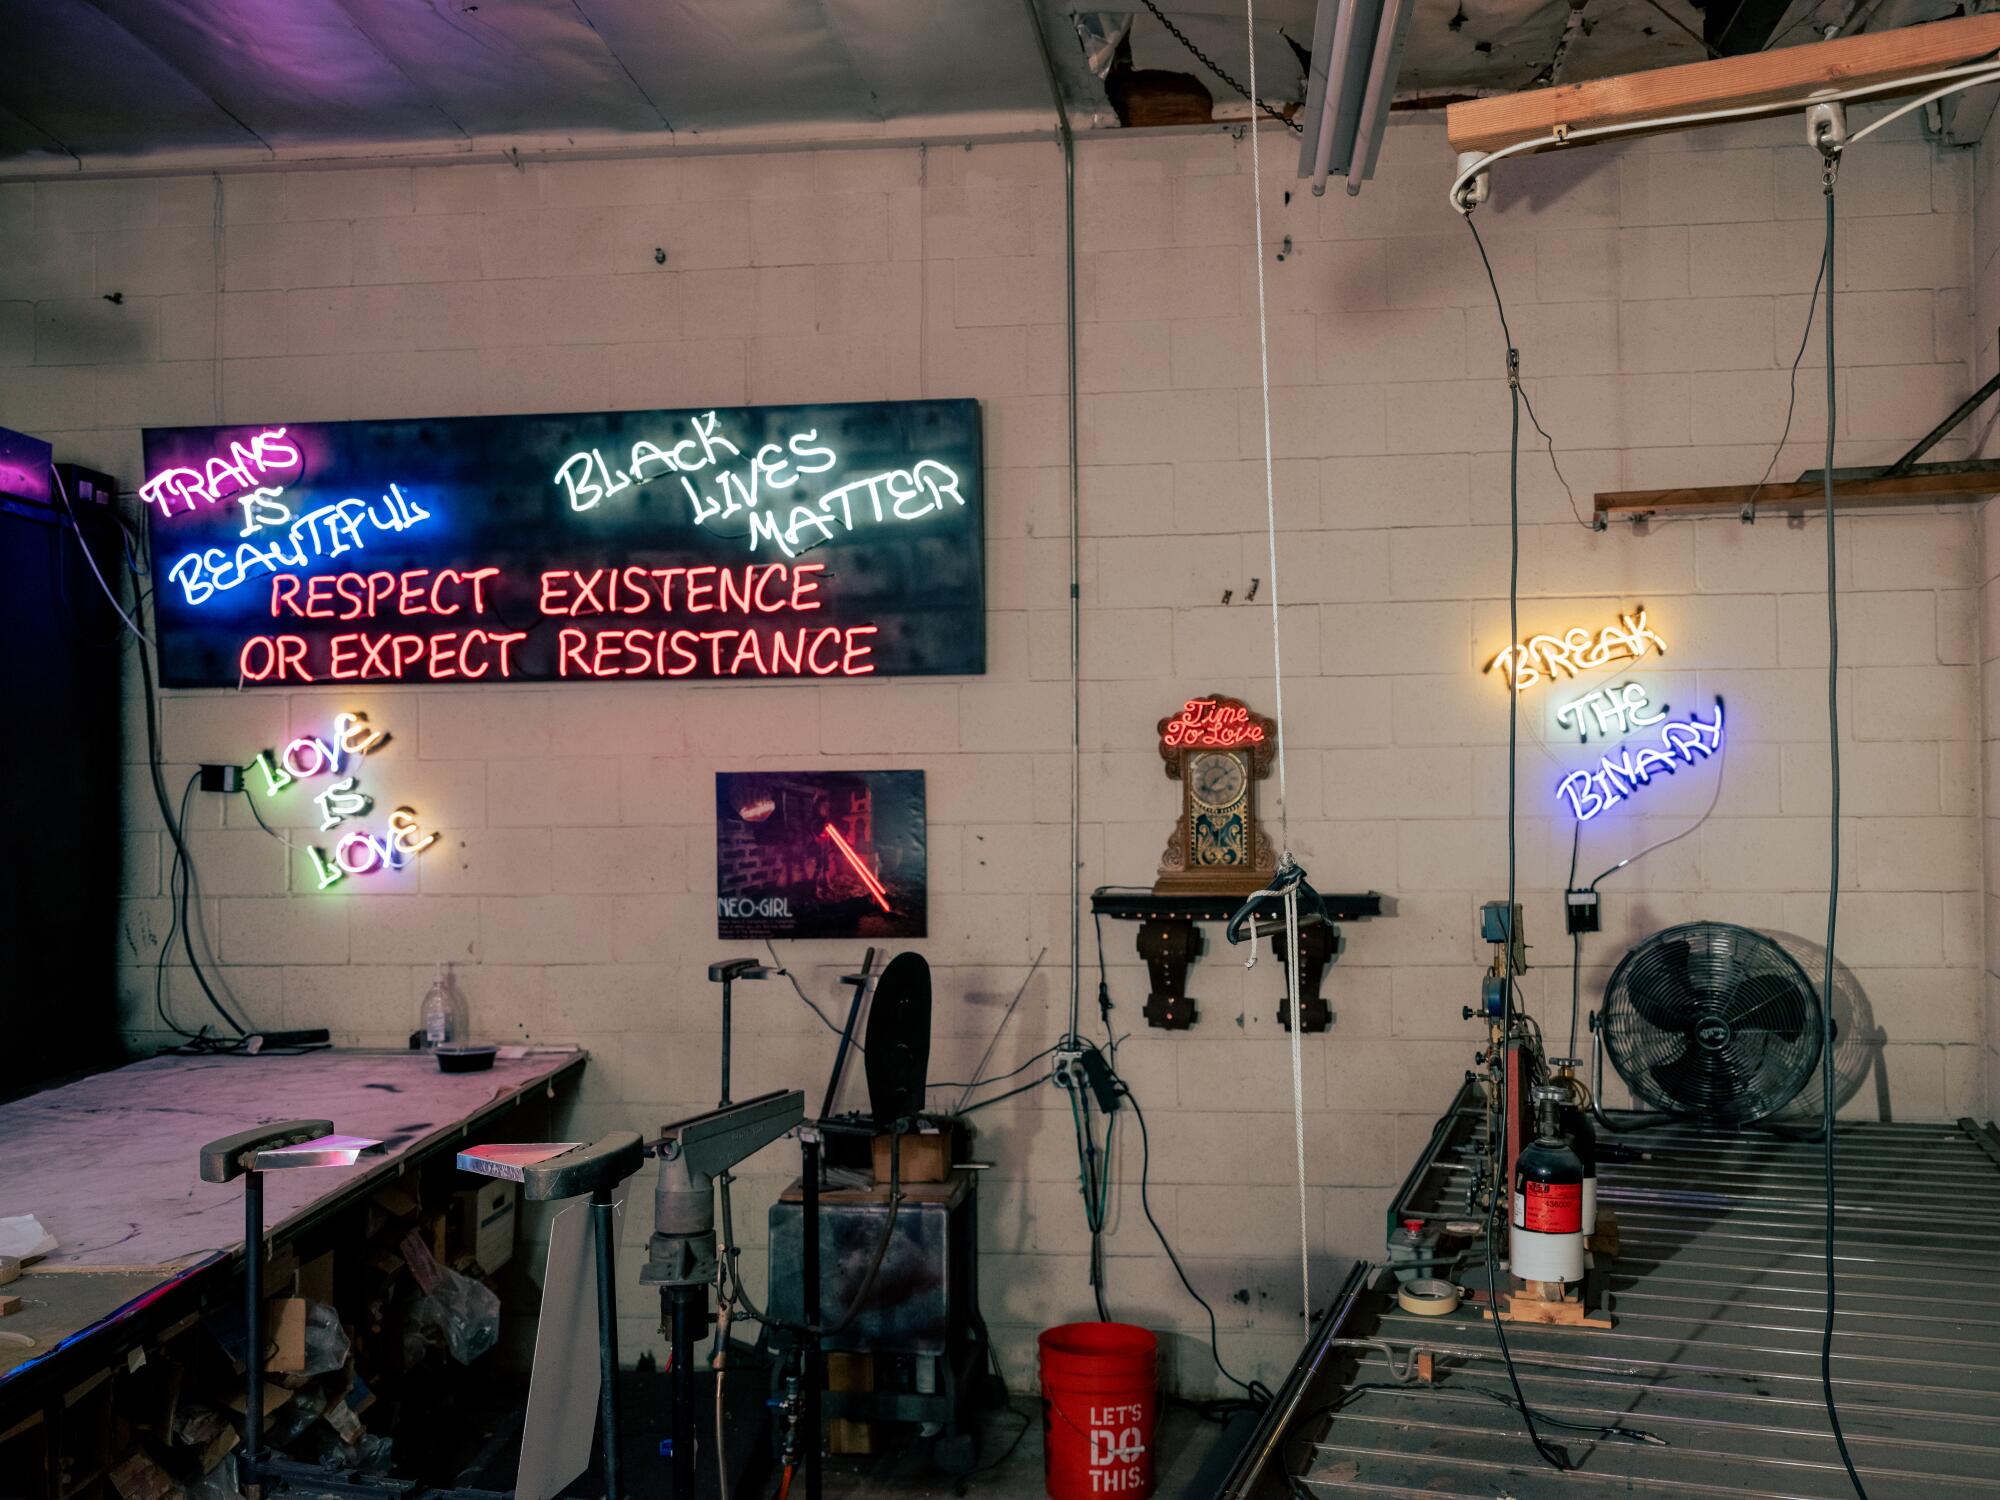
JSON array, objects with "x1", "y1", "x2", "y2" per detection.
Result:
[
  {"x1": 1554, "y1": 682, "x2": 1667, "y2": 743},
  {"x1": 553, "y1": 410, "x2": 967, "y2": 560},
  {"x1": 1556, "y1": 701, "x2": 1724, "y2": 821},
  {"x1": 141, "y1": 400, "x2": 984, "y2": 688},
  {"x1": 1161, "y1": 698, "x2": 1268, "y2": 750},
  {"x1": 141, "y1": 426, "x2": 303, "y2": 518},
  {"x1": 166, "y1": 485, "x2": 433, "y2": 607},
  {"x1": 1489, "y1": 608, "x2": 1666, "y2": 693},
  {"x1": 249, "y1": 711, "x2": 438, "y2": 888}
]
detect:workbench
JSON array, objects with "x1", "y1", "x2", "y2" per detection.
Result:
[{"x1": 0, "y1": 1049, "x2": 587, "y2": 1422}]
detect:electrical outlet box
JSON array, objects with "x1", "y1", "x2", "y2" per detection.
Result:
[
  {"x1": 199, "y1": 763, "x2": 245, "y2": 794},
  {"x1": 1565, "y1": 889, "x2": 1601, "y2": 934}
]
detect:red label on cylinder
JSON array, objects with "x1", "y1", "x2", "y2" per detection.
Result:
[{"x1": 1517, "y1": 1179, "x2": 1582, "y2": 1234}]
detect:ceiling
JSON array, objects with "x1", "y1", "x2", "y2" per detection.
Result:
[{"x1": 0, "y1": 0, "x2": 1974, "y2": 174}]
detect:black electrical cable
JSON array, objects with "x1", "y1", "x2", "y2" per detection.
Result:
[
  {"x1": 1746, "y1": 209, "x2": 1831, "y2": 514},
  {"x1": 957, "y1": 1073, "x2": 1055, "y2": 1114},
  {"x1": 1814, "y1": 155, "x2": 1870, "y2": 1500},
  {"x1": 1120, "y1": 1079, "x2": 1270, "y2": 1405},
  {"x1": 1564, "y1": 819, "x2": 1582, "y2": 1061},
  {"x1": 153, "y1": 773, "x2": 205, "y2": 1041},
  {"x1": 121, "y1": 515, "x2": 248, "y2": 1041},
  {"x1": 1071, "y1": 1084, "x2": 1114, "y2": 1322},
  {"x1": 930, "y1": 1042, "x2": 1064, "y2": 1093},
  {"x1": 1466, "y1": 210, "x2": 1572, "y2": 1475},
  {"x1": 762, "y1": 939, "x2": 864, "y2": 1048}
]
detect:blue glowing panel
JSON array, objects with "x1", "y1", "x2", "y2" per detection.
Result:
[{"x1": 140, "y1": 400, "x2": 984, "y2": 688}]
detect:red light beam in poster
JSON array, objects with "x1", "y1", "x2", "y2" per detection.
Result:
[{"x1": 823, "y1": 822, "x2": 892, "y2": 913}]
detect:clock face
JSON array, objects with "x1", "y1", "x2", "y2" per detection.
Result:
[
  {"x1": 1187, "y1": 751, "x2": 1250, "y2": 867},
  {"x1": 1189, "y1": 751, "x2": 1248, "y2": 809}
]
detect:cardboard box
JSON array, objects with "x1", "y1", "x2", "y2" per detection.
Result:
[
  {"x1": 265, "y1": 1298, "x2": 307, "y2": 1374},
  {"x1": 455, "y1": 1179, "x2": 518, "y2": 1272}
]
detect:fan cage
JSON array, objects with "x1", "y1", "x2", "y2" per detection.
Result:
[{"x1": 1601, "y1": 920, "x2": 1823, "y2": 1125}]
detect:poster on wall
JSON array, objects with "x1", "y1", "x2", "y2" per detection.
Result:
[
  {"x1": 139, "y1": 400, "x2": 984, "y2": 688},
  {"x1": 715, "y1": 770, "x2": 926, "y2": 940}
]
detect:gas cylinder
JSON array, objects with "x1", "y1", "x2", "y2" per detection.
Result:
[
  {"x1": 1510, "y1": 1085, "x2": 1585, "y2": 1284},
  {"x1": 1551, "y1": 1058, "x2": 1597, "y2": 1235}
]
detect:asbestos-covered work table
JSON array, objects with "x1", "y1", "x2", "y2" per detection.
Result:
[
  {"x1": 0, "y1": 1048, "x2": 586, "y2": 1420},
  {"x1": 1223, "y1": 1089, "x2": 2000, "y2": 1499}
]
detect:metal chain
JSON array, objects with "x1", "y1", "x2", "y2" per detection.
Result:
[{"x1": 1136, "y1": 0, "x2": 1303, "y2": 133}]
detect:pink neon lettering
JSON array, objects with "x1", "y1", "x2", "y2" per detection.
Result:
[
  {"x1": 1161, "y1": 699, "x2": 1265, "y2": 750},
  {"x1": 142, "y1": 427, "x2": 304, "y2": 518}
]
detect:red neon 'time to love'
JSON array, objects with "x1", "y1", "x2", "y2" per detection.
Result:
[
  {"x1": 1161, "y1": 698, "x2": 1266, "y2": 749},
  {"x1": 823, "y1": 823, "x2": 891, "y2": 913}
]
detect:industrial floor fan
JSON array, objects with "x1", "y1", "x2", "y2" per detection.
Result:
[{"x1": 1600, "y1": 921, "x2": 1823, "y2": 1125}]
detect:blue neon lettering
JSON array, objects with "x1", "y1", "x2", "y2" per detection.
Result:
[{"x1": 1556, "y1": 700, "x2": 1723, "y2": 822}]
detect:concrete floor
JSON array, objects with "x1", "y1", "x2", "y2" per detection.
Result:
[{"x1": 818, "y1": 1405, "x2": 1226, "y2": 1500}]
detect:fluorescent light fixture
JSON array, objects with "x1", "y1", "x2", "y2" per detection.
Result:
[{"x1": 1298, "y1": 0, "x2": 1418, "y2": 195}]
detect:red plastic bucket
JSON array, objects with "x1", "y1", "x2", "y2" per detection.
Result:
[{"x1": 1038, "y1": 1322, "x2": 1158, "y2": 1500}]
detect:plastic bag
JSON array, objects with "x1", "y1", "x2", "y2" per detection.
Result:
[
  {"x1": 300, "y1": 1299, "x2": 351, "y2": 1377},
  {"x1": 185, "y1": 1455, "x2": 237, "y2": 1500},
  {"x1": 412, "y1": 1265, "x2": 500, "y2": 1364}
]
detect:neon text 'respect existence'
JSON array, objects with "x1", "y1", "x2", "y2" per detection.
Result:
[
  {"x1": 251, "y1": 710, "x2": 438, "y2": 889},
  {"x1": 1488, "y1": 608, "x2": 1666, "y2": 693},
  {"x1": 140, "y1": 403, "x2": 981, "y2": 685}
]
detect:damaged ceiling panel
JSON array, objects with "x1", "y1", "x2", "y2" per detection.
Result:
[{"x1": 0, "y1": 0, "x2": 1975, "y2": 170}]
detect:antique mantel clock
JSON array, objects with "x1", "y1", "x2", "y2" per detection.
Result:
[{"x1": 1154, "y1": 694, "x2": 1276, "y2": 896}]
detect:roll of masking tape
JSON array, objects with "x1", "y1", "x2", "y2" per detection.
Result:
[{"x1": 1398, "y1": 1278, "x2": 1461, "y2": 1317}]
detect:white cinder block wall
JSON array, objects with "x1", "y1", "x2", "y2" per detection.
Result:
[
  {"x1": 1975, "y1": 115, "x2": 2000, "y2": 1126},
  {"x1": 3, "y1": 108, "x2": 1986, "y2": 1392}
]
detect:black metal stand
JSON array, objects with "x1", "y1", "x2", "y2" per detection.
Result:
[
  {"x1": 592, "y1": 1187, "x2": 624, "y2": 1500},
  {"x1": 243, "y1": 1167, "x2": 264, "y2": 1500},
  {"x1": 666, "y1": 1282, "x2": 704, "y2": 1499},
  {"x1": 801, "y1": 1132, "x2": 823, "y2": 1500}
]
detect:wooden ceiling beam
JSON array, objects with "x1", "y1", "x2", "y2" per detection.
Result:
[{"x1": 1446, "y1": 13, "x2": 2000, "y2": 156}]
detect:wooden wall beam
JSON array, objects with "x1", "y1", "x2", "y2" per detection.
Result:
[
  {"x1": 1447, "y1": 14, "x2": 2000, "y2": 156},
  {"x1": 1594, "y1": 465, "x2": 2000, "y2": 522}
]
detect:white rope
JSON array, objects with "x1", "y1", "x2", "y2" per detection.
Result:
[
  {"x1": 1244, "y1": 0, "x2": 1289, "y2": 841},
  {"x1": 1246, "y1": 0, "x2": 1309, "y2": 1327}
]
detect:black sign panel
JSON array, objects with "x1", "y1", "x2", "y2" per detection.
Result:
[{"x1": 139, "y1": 400, "x2": 984, "y2": 688}]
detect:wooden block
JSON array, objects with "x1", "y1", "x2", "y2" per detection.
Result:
[
  {"x1": 1449, "y1": 13, "x2": 2000, "y2": 155},
  {"x1": 826, "y1": 1352, "x2": 875, "y2": 1456},
  {"x1": 1482, "y1": 1288, "x2": 1613, "y2": 1330},
  {"x1": 872, "y1": 1132, "x2": 950, "y2": 1184},
  {"x1": 0, "y1": 1295, "x2": 19, "y2": 1318}
]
